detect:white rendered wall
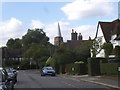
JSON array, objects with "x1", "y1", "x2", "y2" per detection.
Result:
[{"x1": 96, "y1": 25, "x2": 106, "y2": 57}]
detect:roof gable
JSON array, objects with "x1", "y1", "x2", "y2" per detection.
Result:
[{"x1": 98, "y1": 19, "x2": 120, "y2": 42}]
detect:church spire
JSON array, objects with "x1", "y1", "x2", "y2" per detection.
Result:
[
  {"x1": 58, "y1": 22, "x2": 62, "y2": 37},
  {"x1": 54, "y1": 22, "x2": 63, "y2": 46}
]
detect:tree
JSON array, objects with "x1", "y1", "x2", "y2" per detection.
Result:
[
  {"x1": 23, "y1": 28, "x2": 51, "y2": 69},
  {"x1": 53, "y1": 47, "x2": 77, "y2": 65},
  {"x1": 22, "y1": 28, "x2": 49, "y2": 48},
  {"x1": 14, "y1": 38, "x2": 22, "y2": 49},
  {"x1": 6, "y1": 38, "x2": 22, "y2": 49},
  {"x1": 75, "y1": 41, "x2": 92, "y2": 63},
  {"x1": 91, "y1": 39, "x2": 103, "y2": 57},
  {"x1": 24, "y1": 43, "x2": 50, "y2": 68},
  {"x1": 6, "y1": 38, "x2": 14, "y2": 48},
  {"x1": 102, "y1": 42, "x2": 113, "y2": 57},
  {"x1": 20, "y1": 59, "x2": 30, "y2": 70}
]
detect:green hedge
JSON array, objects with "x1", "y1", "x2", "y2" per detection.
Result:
[
  {"x1": 66, "y1": 63, "x2": 87, "y2": 75},
  {"x1": 88, "y1": 57, "x2": 120, "y2": 76},
  {"x1": 100, "y1": 63, "x2": 119, "y2": 76},
  {"x1": 88, "y1": 58, "x2": 101, "y2": 76}
]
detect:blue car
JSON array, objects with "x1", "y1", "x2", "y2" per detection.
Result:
[{"x1": 41, "y1": 67, "x2": 56, "y2": 76}]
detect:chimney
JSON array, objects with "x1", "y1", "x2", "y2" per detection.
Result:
[
  {"x1": 71, "y1": 29, "x2": 78, "y2": 40},
  {"x1": 89, "y1": 36, "x2": 91, "y2": 40},
  {"x1": 78, "y1": 33, "x2": 83, "y2": 40}
]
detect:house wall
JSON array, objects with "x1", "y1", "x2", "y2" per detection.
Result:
[
  {"x1": 118, "y1": 41, "x2": 120, "y2": 46},
  {"x1": 112, "y1": 40, "x2": 120, "y2": 48},
  {"x1": 111, "y1": 34, "x2": 117, "y2": 48},
  {"x1": 95, "y1": 25, "x2": 106, "y2": 57},
  {"x1": 96, "y1": 49, "x2": 105, "y2": 57},
  {"x1": 111, "y1": 34, "x2": 120, "y2": 48}
]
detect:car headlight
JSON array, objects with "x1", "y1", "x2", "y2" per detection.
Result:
[
  {"x1": 52, "y1": 70, "x2": 55, "y2": 73},
  {"x1": 43, "y1": 70, "x2": 46, "y2": 73}
]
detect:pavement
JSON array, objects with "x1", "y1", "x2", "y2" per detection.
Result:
[{"x1": 59, "y1": 74, "x2": 120, "y2": 89}]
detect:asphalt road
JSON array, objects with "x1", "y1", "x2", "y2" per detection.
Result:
[{"x1": 14, "y1": 70, "x2": 114, "y2": 90}]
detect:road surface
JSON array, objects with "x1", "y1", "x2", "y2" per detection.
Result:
[{"x1": 14, "y1": 70, "x2": 114, "y2": 90}]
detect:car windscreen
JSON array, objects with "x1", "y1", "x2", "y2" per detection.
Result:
[
  {"x1": 44, "y1": 67, "x2": 53, "y2": 70},
  {"x1": 5, "y1": 68, "x2": 13, "y2": 73}
]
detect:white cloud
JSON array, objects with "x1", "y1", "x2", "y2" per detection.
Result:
[
  {"x1": 30, "y1": 20, "x2": 96, "y2": 44},
  {"x1": 73, "y1": 25, "x2": 96, "y2": 40},
  {"x1": 61, "y1": 0, "x2": 114, "y2": 20},
  {"x1": 0, "y1": 18, "x2": 25, "y2": 46},
  {"x1": 30, "y1": 20, "x2": 71, "y2": 44},
  {"x1": 0, "y1": 18, "x2": 97, "y2": 47},
  {"x1": 31, "y1": 20, "x2": 45, "y2": 29}
]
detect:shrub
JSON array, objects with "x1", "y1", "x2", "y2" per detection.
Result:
[
  {"x1": 66, "y1": 63, "x2": 87, "y2": 75},
  {"x1": 100, "y1": 63, "x2": 119, "y2": 76},
  {"x1": 88, "y1": 58, "x2": 101, "y2": 76}
]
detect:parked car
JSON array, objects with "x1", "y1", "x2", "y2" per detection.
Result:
[
  {"x1": 5, "y1": 68, "x2": 17, "y2": 84},
  {"x1": 0, "y1": 67, "x2": 14, "y2": 90},
  {"x1": 41, "y1": 67, "x2": 56, "y2": 76}
]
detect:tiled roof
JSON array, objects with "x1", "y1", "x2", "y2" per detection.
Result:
[
  {"x1": 98, "y1": 19, "x2": 120, "y2": 42},
  {"x1": 64, "y1": 40, "x2": 93, "y2": 49}
]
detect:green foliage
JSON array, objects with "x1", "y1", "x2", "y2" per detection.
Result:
[
  {"x1": 102, "y1": 42, "x2": 113, "y2": 57},
  {"x1": 114, "y1": 45, "x2": 120, "y2": 57},
  {"x1": 74, "y1": 61, "x2": 84, "y2": 64},
  {"x1": 75, "y1": 41, "x2": 92, "y2": 63},
  {"x1": 88, "y1": 58, "x2": 101, "y2": 76},
  {"x1": 24, "y1": 43, "x2": 50, "y2": 69},
  {"x1": 6, "y1": 38, "x2": 22, "y2": 49},
  {"x1": 66, "y1": 63, "x2": 87, "y2": 75},
  {"x1": 4, "y1": 59, "x2": 20, "y2": 68},
  {"x1": 45, "y1": 57, "x2": 52, "y2": 66},
  {"x1": 88, "y1": 57, "x2": 119, "y2": 76},
  {"x1": 51, "y1": 41, "x2": 92, "y2": 73},
  {"x1": 91, "y1": 39, "x2": 102, "y2": 57},
  {"x1": 22, "y1": 28, "x2": 49, "y2": 48},
  {"x1": 5, "y1": 28, "x2": 52, "y2": 69},
  {"x1": 53, "y1": 47, "x2": 77, "y2": 65},
  {"x1": 100, "y1": 63, "x2": 119, "y2": 76},
  {"x1": 20, "y1": 59, "x2": 30, "y2": 70}
]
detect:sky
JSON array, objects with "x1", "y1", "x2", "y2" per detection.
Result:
[{"x1": 0, "y1": 0, "x2": 119, "y2": 47}]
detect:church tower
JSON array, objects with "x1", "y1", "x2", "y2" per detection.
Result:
[{"x1": 54, "y1": 23, "x2": 63, "y2": 46}]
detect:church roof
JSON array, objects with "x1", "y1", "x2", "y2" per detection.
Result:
[
  {"x1": 98, "y1": 19, "x2": 120, "y2": 42},
  {"x1": 57, "y1": 22, "x2": 62, "y2": 37}
]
